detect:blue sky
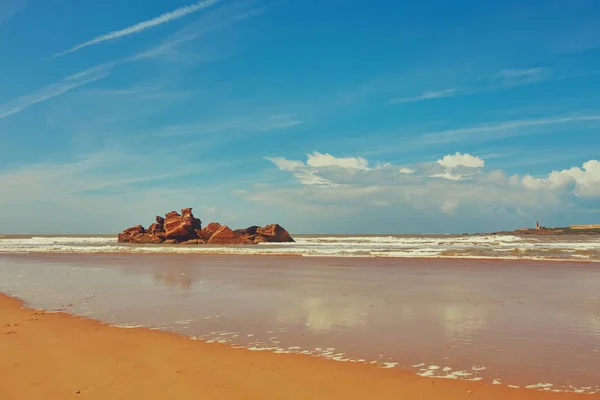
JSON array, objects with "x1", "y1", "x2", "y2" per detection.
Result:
[{"x1": 1, "y1": 0, "x2": 600, "y2": 234}]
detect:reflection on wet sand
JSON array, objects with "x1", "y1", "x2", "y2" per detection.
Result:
[
  {"x1": 441, "y1": 305, "x2": 487, "y2": 343},
  {"x1": 153, "y1": 273, "x2": 192, "y2": 289},
  {"x1": 277, "y1": 295, "x2": 371, "y2": 333},
  {"x1": 587, "y1": 315, "x2": 600, "y2": 338},
  {"x1": 0, "y1": 253, "x2": 599, "y2": 394}
]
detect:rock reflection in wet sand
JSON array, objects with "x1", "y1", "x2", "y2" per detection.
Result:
[{"x1": 0, "y1": 253, "x2": 599, "y2": 394}]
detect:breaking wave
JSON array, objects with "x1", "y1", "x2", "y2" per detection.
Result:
[{"x1": 0, "y1": 234, "x2": 599, "y2": 261}]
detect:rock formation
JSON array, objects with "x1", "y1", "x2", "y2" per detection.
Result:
[
  {"x1": 207, "y1": 226, "x2": 253, "y2": 245},
  {"x1": 117, "y1": 208, "x2": 294, "y2": 245},
  {"x1": 197, "y1": 222, "x2": 222, "y2": 242}
]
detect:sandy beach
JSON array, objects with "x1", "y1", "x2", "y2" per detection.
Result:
[
  {"x1": 1, "y1": 253, "x2": 599, "y2": 394},
  {"x1": 3, "y1": 0, "x2": 600, "y2": 396},
  {"x1": 2, "y1": 293, "x2": 596, "y2": 400}
]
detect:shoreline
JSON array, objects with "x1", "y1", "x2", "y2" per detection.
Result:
[
  {"x1": 1, "y1": 250, "x2": 598, "y2": 264},
  {"x1": 0, "y1": 292, "x2": 594, "y2": 400}
]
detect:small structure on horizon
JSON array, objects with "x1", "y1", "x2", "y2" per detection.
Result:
[
  {"x1": 517, "y1": 221, "x2": 547, "y2": 232},
  {"x1": 570, "y1": 224, "x2": 600, "y2": 230}
]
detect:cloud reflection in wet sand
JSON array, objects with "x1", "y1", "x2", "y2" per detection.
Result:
[
  {"x1": 153, "y1": 272, "x2": 192, "y2": 289},
  {"x1": 277, "y1": 296, "x2": 371, "y2": 333},
  {"x1": 441, "y1": 304, "x2": 487, "y2": 343}
]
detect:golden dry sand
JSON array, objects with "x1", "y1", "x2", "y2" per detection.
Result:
[{"x1": 0, "y1": 294, "x2": 595, "y2": 400}]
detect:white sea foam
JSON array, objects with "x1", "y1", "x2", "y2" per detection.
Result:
[
  {"x1": 525, "y1": 383, "x2": 554, "y2": 389},
  {"x1": 112, "y1": 324, "x2": 146, "y2": 329},
  {"x1": 1, "y1": 234, "x2": 599, "y2": 261}
]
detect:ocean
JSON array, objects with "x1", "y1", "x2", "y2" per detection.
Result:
[{"x1": 0, "y1": 233, "x2": 599, "y2": 261}]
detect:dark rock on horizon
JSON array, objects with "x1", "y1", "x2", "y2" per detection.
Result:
[{"x1": 117, "y1": 208, "x2": 294, "y2": 245}]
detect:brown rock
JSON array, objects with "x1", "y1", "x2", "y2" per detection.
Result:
[
  {"x1": 164, "y1": 208, "x2": 202, "y2": 241},
  {"x1": 129, "y1": 234, "x2": 163, "y2": 244},
  {"x1": 118, "y1": 223, "x2": 164, "y2": 244},
  {"x1": 182, "y1": 207, "x2": 202, "y2": 230},
  {"x1": 255, "y1": 224, "x2": 295, "y2": 243},
  {"x1": 234, "y1": 226, "x2": 260, "y2": 236},
  {"x1": 147, "y1": 216, "x2": 165, "y2": 236},
  {"x1": 234, "y1": 226, "x2": 260, "y2": 243},
  {"x1": 205, "y1": 222, "x2": 222, "y2": 233},
  {"x1": 117, "y1": 225, "x2": 145, "y2": 243},
  {"x1": 147, "y1": 223, "x2": 162, "y2": 234},
  {"x1": 207, "y1": 226, "x2": 253, "y2": 245},
  {"x1": 116, "y1": 208, "x2": 294, "y2": 245},
  {"x1": 197, "y1": 222, "x2": 222, "y2": 241}
]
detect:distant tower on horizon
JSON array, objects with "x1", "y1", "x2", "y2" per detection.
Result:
[{"x1": 536, "y1": 221, "x2": 540, "y2": 230}]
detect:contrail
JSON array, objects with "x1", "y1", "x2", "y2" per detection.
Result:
[{"x1": 52, "y1": 0, "x2": 222, "y2": 58}]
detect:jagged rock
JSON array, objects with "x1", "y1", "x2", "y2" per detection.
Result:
[
  {"x1": 256, "y1": 224, "x2": 295, "y2": 243},
  {"x1": 117, "y1": 225, "x2": 145, "y2": 243},
  {"x1": 147, "y1": 216, "x2": 165, "y2": 236},
  {"x1": 197, "y1": 222, "x2": 222, "y2": 241},
  {"x1": 234, "y1": 226, "x2": 260, "y2": 243},
  {"x1": 164, "y1": 208, "x2": 202, "y2": 241},
  {"x1": 207, "y1": 225, "x2": 253, "y2": 245},
  {"x1": 117, "y1": 224, "x2": 163, "y2": 244},
  {"x1": 205, "y1": 222, "x2": 222, "y2": 233},
  {"x1": 232, "y1": 225, "x2": 293, "y2": 244},
  {"x1": 117, "y1": 208, "x2": 294, "y2": 245},
  {"x1": 130, "y1": 234, "x2": 163, "y2": 244},
  {"x1": 182, "y1": 207, "x2": 202, "y2": 230}
]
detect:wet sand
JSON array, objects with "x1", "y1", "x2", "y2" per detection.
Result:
[
  {"x1": 1, "y1": 253, "x2": 599, "y2": 394},
  {"x1": 1, "y1": 293, "x2": 594, "y2": 400}
]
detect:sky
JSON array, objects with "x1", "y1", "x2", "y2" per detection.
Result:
[{"x1": 1, "y1": 0, "x2": 600, "y2": 234}]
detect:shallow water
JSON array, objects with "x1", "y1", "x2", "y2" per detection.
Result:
[{"x1": 0, "y1": 254, "x2": 599, "y2": 394}]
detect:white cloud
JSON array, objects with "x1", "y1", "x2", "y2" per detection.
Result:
[
  {"x1": 437, "y1": 152, "x2": 485, "y2": 169},
  {"x1": 248, "y1": 150, "x2": 600, "y2": 225},
  {"x1": 125, "y1": 1, "x2": 265, "y2": 62},
  {"x1": 391, "y1": 88, "x2": 458, "y2": 103},
  {"x1": 430, "y1": 152, "x2": 485, "y2": 181},
  {"x1": 420, "y1": 115, "x2": 600, "y2": 145},
  {"x1": 265, "y1": 157, "x2": 305, "y2": 171},
  {"x1": 496, "y1": 68, "x2": 546, "y2": 82},
  {"x1": 0, "y1": 147, "x2": 266, "y2": 233},
  {"x1": 306, "y1": 152, "x2": 369, "y2": 170},
  {"x1": 440, "y1": 201, "x2": 460, "y2": 215},
  {"x1": 429, "y1": 171, "x2": 467, "y2": 181},
  {"x1": 151, "y1": 114, "x2": 303, "y2": 138},
  {"x1": 522, "y1": 160, "x2": 600, "y2": 198},
  {"x1": 389, "y1": 68, "x2": 549, "y2": 106},
  {"x1": 53, "y1": 0, "x2": 222, "y2": 58},
  {"x1": 0, "y1": 67, "x2": 109, "y2": 120},
  {"x1": 1, "y1": 3, "x2": 267, "y2": 123},
  {"x1": 293, "y1": 170, "x2": 334, "y2": 187},
  {"x1": 0, "y1": 0, "x2": 28, "y2": 26}
]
